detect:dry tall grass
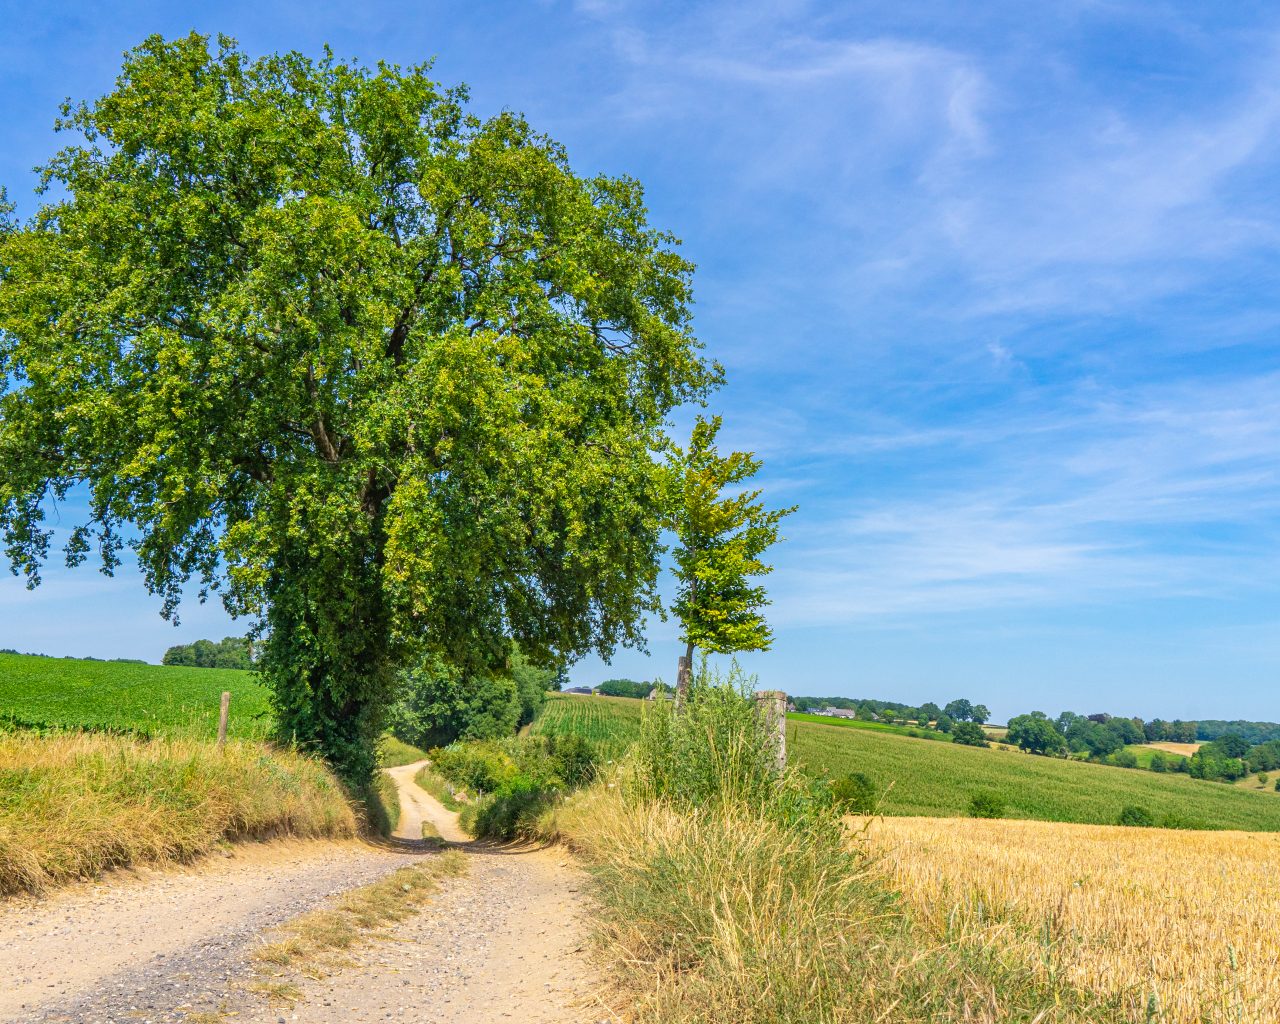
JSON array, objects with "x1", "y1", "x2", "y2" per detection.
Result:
[
  {"x1": 870, "y1": 816, "x2": 1280, "y2": 1023},
  {"x1": 0, "y1": 731, "x2": 357, "y2": 896},
  {"x1": 547, "y1": 784, "x2": 1126, "y2": 1023}
]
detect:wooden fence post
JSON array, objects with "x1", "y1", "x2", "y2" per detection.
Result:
[
  {"x1": 754, "y1": 689, "x2": 787, "y2": 773},
  {"x1": 217, "y1": 691, "x2": 230, "y2": 750}
]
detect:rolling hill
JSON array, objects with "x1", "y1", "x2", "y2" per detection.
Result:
[{"x1": 535, "y1": 692, "x2": 1280, "y2": 832}]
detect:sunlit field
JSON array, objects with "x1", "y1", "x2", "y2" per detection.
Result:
[
  {"x1": 528, "y1": 692, "x2": 643, "y2": 759},
  {"x1": 868, "y1": 816, "x2": 1280, "y2": 1023}
]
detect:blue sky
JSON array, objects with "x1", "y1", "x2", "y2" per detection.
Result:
[{"x1": 4, "y1": 1, "x2": 1280, "y2": 723}]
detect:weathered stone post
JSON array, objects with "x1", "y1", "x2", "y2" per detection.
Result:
[
  {"x1": 675, "y1": 655, "x2": 691, "y2": 706},
  {"x1": 217, "y1": 691, "x2": 231, "y2": 750},
  {"x1": 754, "y1": 689, "x2": 788, "y2": 773}
]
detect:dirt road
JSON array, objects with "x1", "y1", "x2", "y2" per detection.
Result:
[{"x1": 1, "y1": 760, "x2": 604, "y2": 1024}]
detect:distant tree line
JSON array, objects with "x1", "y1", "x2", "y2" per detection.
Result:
[
  {"x1": 1003, "y1": 706, "x2": 1280, "y2": 786},
  {"x1": 791, "y1": 695, "x2": 990, "y2": 732},
  {"x1": 1196, "y1": 720, "x2": 1280, "y2": 744},
  {"x1": 161, "y1": 636, "x2": 254, "y2": 670},
  {"x1": 596, "y1": 678, "x2": 656, "y2": 699},
  {"x1": 1, "y1": 649, "x2": 147, "y2": 664}
]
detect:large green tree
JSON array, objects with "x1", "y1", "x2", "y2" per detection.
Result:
[
  {"x1": 667, "y1": 415, "x2": 793, "y2": 698},
  {"x1": 0, "y1": 35, "x2": 716, "y2": 782}
]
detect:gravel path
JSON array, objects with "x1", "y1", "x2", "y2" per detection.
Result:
[
  {"x1": 2, "y1": 761, "x2": 606, "y2": 1024},
  {"x1": 0, "y1": 840, "x2": 424, "y2": 1024},
  {"x1": 238, "y1": 761, "x2": 608, "y2": 1024}
]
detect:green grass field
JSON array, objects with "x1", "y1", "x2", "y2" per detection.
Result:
[
  {"x1": 535, "y1": 692, "x2": 1280, "y2": 831},
  {"x1": 792, "y1": 721, "x2": 1280, "y2": 831},
  {"x1": 529, "y1": 691, "x2": 645, "y2": 759},
  {"x1": 1123, "y1": 743, "x2": 1190, "y2": 769},
  {"x1": 0, "y1": 652, "x2": 271, "y2": 739}
]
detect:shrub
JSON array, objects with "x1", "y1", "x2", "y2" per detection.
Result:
[
  {"x1": 430, "y1": 741, "x2": 518, "y2": 795},
  {"x1": 636, "y1": 661, "x2": 780, "y2": 811},
  {"x1": 462, "y1": 778, "x2": 556, "y2": 840},
  {"x1": 548, "y1": 733, "x2": 598, "y2": 787},
  {"x1": 967, "y1": 791, "x2": 1006, "y2": 819},
  {"x1": 1117, "y1": 805, "x2": 1154, "y2": 827},
  {"x1": 1107, "y1": 749, "x2": 1138, "y2": 769},
  {"x1": 830, "y1": 772, "x2": 879, "y2": 814},
  {"x1": 1149, "y1": 751, "x2": 1167, "y2": 772}
]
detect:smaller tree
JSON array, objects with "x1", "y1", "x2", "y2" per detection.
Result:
[
  {"x1": 952, "y1": 721, "x2": 989, "y2": 747},
  {"x1": 970, "y1": 704, "x2": 991, "y2": 725},
  {"x1": 918, "y1": 701, "x2": 943, "y2": 725},
  {"x1": 934, "y1": 712, "x2": 955, "y2": 734},
  {"x1": 668, "y1": 416, "x2": 795, "y2": 699},
  {"x1": 944, "y1": 699, "x2": 974, "y2": 722},
  {"x1": 1007, "y1": 711, "x2": 1067, "y2": 756}
]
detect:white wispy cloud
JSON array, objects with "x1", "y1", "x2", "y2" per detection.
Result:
[{"x1": 762, "y1": 370, "x2": 1280, "y2": 625}]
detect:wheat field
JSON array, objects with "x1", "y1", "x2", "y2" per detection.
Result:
[{"x1": 867, "y1": 816, "x2": 1280, "y2": 1023}]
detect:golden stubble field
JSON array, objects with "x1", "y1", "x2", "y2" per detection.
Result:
[{"x1": 867, "y1": 816, "x2": 1280, "y2": 1023}]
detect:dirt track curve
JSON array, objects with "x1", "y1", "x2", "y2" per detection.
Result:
[{"x1": 0, "y1": 759, "x2": 604, "y2": 1024}]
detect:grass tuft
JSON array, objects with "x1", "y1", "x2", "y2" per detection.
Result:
[{"x1": 251, "y1": 850, "x2": 467, "y2": 984}]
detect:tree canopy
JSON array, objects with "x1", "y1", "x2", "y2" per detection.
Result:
[
  {"x1": 1007, "y1": 712, "x2": 1067, "y2": 756},
  {"x1": 0, "y1": 35, "x2": 717, "y2": 780}
]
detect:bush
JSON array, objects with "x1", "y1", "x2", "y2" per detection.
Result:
[
  {"x1": 830, "y1": 772, "x2": 879, "y2": 814},
  {"x1": 967, "y1": 791, "x2": 1006, "y2": 819},
  {"x1": 1107, "y1": 749, "x2": 1138, "y2": 769},
  {"x1": 431, "y1": 741, "x2": 519, "y2": 795},
  {"x1": 1149, "y1": 751, "x2": 1167, "y2": 772},
  {"x1": 1116, "y1": 804, "x2": 1154, "y2": 827},
  {"x1": 462, "y1": 778, "x2": 556, "y2": 840},
  {"x1": 548, "y1": 732, "x2": 598, "y2": 787}
]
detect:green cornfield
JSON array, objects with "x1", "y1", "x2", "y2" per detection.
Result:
[{"x1": 529, "y1": 692, "x2": 645, "y2": 759}]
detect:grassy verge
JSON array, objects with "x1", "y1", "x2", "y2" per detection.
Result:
[
  {"x1": 531, "y1": 669, "x2": 1138, "y2": 1022},
  {"x1": 545, "y1": 784, "x2": 1124, "y2": 1023},
  {"x1": 251, "y1": 849, "x2": 466, "y2": 1001},
  {"x1": 0, "y1": 731, "x2": 357, "y2": 896},
  {"x1": 362, "y1": 772, "x2": 402, "y2": 838},
  {"x1": 413, "y1": 765, "x2": 465, "y2": 812},
  {"x1": 378, "y1": 735, "x2": 429, "y2": 768}
]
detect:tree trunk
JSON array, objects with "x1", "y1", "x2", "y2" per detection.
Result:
[{"x1": 260, "y1": 533, "x2": 398, "y2": 787}]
